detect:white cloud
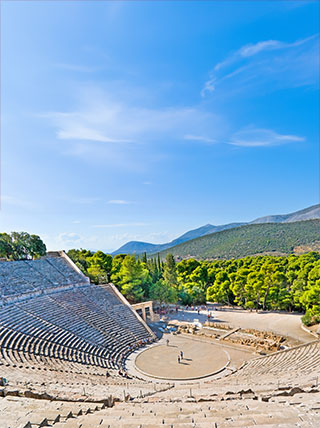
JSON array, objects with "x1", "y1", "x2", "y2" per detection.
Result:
[
  {"x1": 240, "y1": 35, "x2": 317, "y2": 58},
  {"x1": 58, "y1": 232, "x2": 82, "y2": 242},
  {"x1": 42, "y1": 85, "x2": 225, "y2": 162},
  {"x1": 57, "y1": 232, "x2": 83, "y2": 245},
  {"x1": 239, "y1": 40, "x2": 286, "y2": 58},
  {"x1": 202, "y1": 35, "x2": 318, "y2": 97},
  {"x1": 200, "y1": 78, "x2": 216, "y2": 97},
  {"x1": 46, "y1": 232, "x2": 99, "y2": 251},
  {"x1": 107, "y1": 200, "x2": 132, "y2": 205},
  {"x1": 184, "y1": 134, "x2": 217, "y2": 144},
  {"x1": 229, "y1": 127, "x2": 305, "y2": 147},
  {"x1": 57, "y1": 126, "x2": 132, "y2": 143}
]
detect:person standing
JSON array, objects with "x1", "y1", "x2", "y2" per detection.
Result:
[
  {"x1": 178, "y1": 355, "x2": 181, "y2": 364},
  {"x1": 180, "y1": 350, "x2": 184, "y2": 359}
]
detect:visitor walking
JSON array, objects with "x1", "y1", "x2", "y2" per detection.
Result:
[
  {"x1": 166, "y1": 339, "x2": 169, "y2": 346},
  {"x1": 180, "y1": 350, "x2": 184, "y2": 359},
  {"x1": 178, "y1": 355, "x2": 181, "y2": 364}
]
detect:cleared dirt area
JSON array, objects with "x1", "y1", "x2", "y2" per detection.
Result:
[{"x1": 166, "y1": 307, "x2": 313, "y2": 344}]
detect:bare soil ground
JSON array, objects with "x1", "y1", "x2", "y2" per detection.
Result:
[{"x1": 135, "y1": 334, "x2": 252, "y2": 380}]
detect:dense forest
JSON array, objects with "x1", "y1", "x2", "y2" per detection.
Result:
[
  {"x1": 67, "y1": 249, "x2": 320, "y2": 326},
  {"x1": 156, "y1": 220, "x2": 320, "y2": 259}
]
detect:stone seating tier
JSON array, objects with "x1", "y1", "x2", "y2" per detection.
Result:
[
  {"x1": 0, "y1": 281, "x2": 154, "y2": 372},
  {"x1": 0, "y1": 256, "x2": 88, "y2": 299}
]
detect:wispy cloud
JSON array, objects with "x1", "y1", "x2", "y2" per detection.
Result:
[
  {"x1": 107, "y1": 200, "x2": 132, "y2": 205},
  {"x1": 184, "y1": 134, "x2": 217, "y2": 144},
  {"x1": 57, "y1": 232, "x2": 83, "y2": 245},
  {"x1": 57, "y1": 126, "x2": 132, "y2": 143},
  {"x1": 229, "y1": 127, "x2": 305, "y2": 147},
  {"x1": 202, "y1": 35, "x2": 318, "y2": 97},
  {"x1": 42, "y1": 85, "x2": 225, "y2": 154},
  {"x1": 51, "y1": 232, "x2": 100, "y2": 250}
]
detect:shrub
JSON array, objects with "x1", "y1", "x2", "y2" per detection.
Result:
[{"x1": 302, "y1": 309, "x2": 320, "y2": 326}]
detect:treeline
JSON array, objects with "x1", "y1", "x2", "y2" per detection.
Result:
[
  {"x1": 0, "y1": 232, "x2": 46, "y2": 260},
  {"x1": 67, "y1": 249, "x2": 177, "y2": 306},
  {"x1": 68, "y1": 249, "x2": 320, "y2": 326}
]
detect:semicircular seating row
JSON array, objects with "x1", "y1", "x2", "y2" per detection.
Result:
[{"x1": 0, "y1": 258, "x2": 155, "y2": 371}]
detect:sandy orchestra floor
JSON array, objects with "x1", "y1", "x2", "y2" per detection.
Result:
[{"x1": 135, "y1": 334, "x2": 240, "y2": 380}]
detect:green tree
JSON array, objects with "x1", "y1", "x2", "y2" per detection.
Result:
[
  {"x1": 189, "y1": 265, "x2": 209, "y2": 290},
  {"x1": 67, "y1": 248, "x2": 93, "y2": 274},
  {"x1": 245, "y1": 271, "x2": 264, "y2": 311},
  {"x1": 110, "y1": 254, "x2": 127, "y2": 286},
  {"x1": 149, "y1": 279, "x2": 177, "y2": 306},
  {"x1": 142, "y1": 252, "x2": 147, "y2": 264},
  {"x1": 147, "y1": 257, "x2": 161, "y2": 283},
  {"x1": 86, "y1": 251, "x2": 112, "y2": 283},
  {"x1": 117, "y1": 255, "x2": 149, "y2": 303},
  {"x1": 9, "y1": 232, "x2": 46, "y2": 260},
  {"x1": 186, "y1": 283, "x2": 206, "y2": 304},
  {"x1": 0, "y1": 233, "x2": 14, "y2": 259},
  {"x1": 27, "y1": 234, "x2": 47, "y2": 259},
  {"x1": 163, "y1": 254, "x2": 178, "y2": 286},
  {"x1": 206, "y1": 270, "x2": 233, "y2": 305},
  {"x1": 178, "y1": 285, "x2": 192, "y2": 305},
  {"x1": 176, "y1": 258, "x2": 200, "y2": 284},
  {"x1": 230, "y1": 268, "x2": 250, "y2": 307}
]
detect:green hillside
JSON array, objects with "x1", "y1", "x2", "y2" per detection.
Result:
[{"x1": 156, "y1": 219, "x2": 320, "y2": 260}]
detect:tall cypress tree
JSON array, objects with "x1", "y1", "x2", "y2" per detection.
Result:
[
  {"x1": 142, "y1": 252, "x2": 147, "y2": 264},
  {"x1": 163, "y1": 253, "x2": 178, "y2": 287}
]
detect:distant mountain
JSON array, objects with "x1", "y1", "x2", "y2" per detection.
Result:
[
  {"x1": 111, "y1": 222, "x2": 245, "y2": 255},
  {"x1": 112, "y1": 204, "x2": 320, "y2": 255},
  {"x1": 157, "y1": 219, "x2": 320, "y2": 260},
  {"x1": 173, "y1": 223, "x2": 245, "y2": 244},
  {"x1": 250, "y1": 204, "x2": 320, "y2": 224},
  {"x1": 111, "y1": 241, "x2": 160, "y2": 255}
]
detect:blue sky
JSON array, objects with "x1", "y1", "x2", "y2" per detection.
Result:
[{"x1": 1, "y1": 1, "x2": 319, "y2": 252}]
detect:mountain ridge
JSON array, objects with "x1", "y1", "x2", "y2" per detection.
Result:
[
  {"x1": 156, "y1": 219, "x2": 320, "y2": 260},
  {"x1": 111, "y1": 204, "x2": 320, "y2": 255}
]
